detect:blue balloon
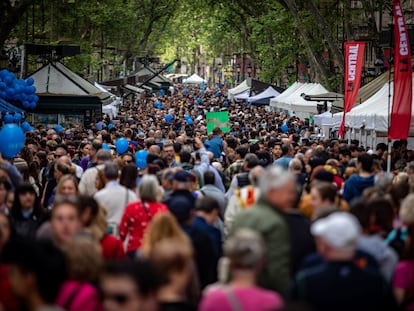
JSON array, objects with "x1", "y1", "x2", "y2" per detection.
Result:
[
  {"x1": 115, "y1": 138, "x2": 129, "y2": 154},
  {"x1": 186, "y1": 118, "x2": 193, "y2": 125},
  {"x1": 199, "y1": 83, "x2": 205, "y2": 89},
  {"x1": 0, "y1": 70, "x2": 8, "y2": 79},
  {"x1": 26, "y1": 77, "x2": 34, "y2": 86},
  {"x1": 281, "y1": 124, "x2": 288, "y2": 133},
  {"x1": 3, "y1": 114, "x2": 13, "y2": 124},
  {"x1": 165, "y1": 114, "x2": 173, "y2": 122},
  {"x1": 183, "y1": 89, "x2": 189, "y2": 95},
  {"x1": 223, "y1": 101, "x2": 229, "y2": 106},
  {"x1": 159, "y1": 89, "x2": 165, "y2": 95},
  {"x1": 215, "y1": 92, "x2": 220, "y2": 97},
  {"x1": 135, "y1": 150, "x2": 148, "y2": 169},
  {"x1": 0, "y1": 82, "x2": 6, "y2": 90},
  {"x1": 102, "y1": 143, "x2": 111, "y2": 150},
  {"x1": 108, "y1": 123, "x2": 114, "y2": 129},
  {"x1": 13, "y1": 113, "x2": 22, "y2": 123},
  {"x1": 55, "y1": 125, "x2": 63, "y2": 133},
  {"x1": 0, "y1": 124, "x2": 25, "y2": 158},
  {"x1": 21, "y1": 121, "x2": 31, "y2": 131},
  {"x1": 196, "y1": 97, "x2": 202, "y2": 104}
]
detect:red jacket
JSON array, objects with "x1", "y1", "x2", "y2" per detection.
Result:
[
  {"x1": 0, "y1": 264, "x2": 19, "y2": 311},
  {"x1": 100, "y1": 234, "x2": 125, "y2": 260},
  {"x1": 119, "y1": 201, "x2": 168, "y2": 252}
]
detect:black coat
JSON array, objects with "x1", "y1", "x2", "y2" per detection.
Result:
[{"x1": 11, "y1": 208, "x2": 48, "y2": 240}]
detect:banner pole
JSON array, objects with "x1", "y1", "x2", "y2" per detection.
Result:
[{"x1": 387, "y1": 6, "x2": 394, "y2": 175}]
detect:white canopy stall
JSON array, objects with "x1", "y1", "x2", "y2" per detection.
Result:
[
  {"x1": 227, "y1": 80, "x2": 250, "y2": 100},
  {"x1": 247, "y1": 86, "x2": 280, "y2": 105},
  {"x1": 184, "y1": 73, "x2": 206, "y2": 84},
  {"x1": 271, "y1": 83, "x2": 329, "y2": 119}
]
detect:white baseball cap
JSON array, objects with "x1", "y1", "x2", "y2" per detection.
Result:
[{"x1": 311, "y1": 212, "x2": 361, "y2": 250}]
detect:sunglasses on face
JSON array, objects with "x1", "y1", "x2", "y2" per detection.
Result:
[{"x1": 103, "y1": 292, "x2": 133, "y2": 305}]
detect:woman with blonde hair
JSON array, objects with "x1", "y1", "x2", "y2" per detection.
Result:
[
  {"x1": 119, "y1": 174, "x2": 168, "y2": 257},
  {"x1": 56, "y1": 175, "x2": 79, "y2": 196},
  {"x1": 141, "y1": 212, "x2": 191, "y2": 256}
]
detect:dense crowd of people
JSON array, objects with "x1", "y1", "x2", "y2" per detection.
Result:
[{"x1": 0, "y1": 84, "x2": 414, "y2": 311}]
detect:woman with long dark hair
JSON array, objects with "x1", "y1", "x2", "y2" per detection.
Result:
[
  {"x1": 120, "y1": 163, "x2": 138, "y2": 192},
  {"x1": 10, "y1": 182, "x2": 48, "y2": 240}
]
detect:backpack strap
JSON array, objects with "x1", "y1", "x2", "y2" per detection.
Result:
[
  {"x1": 224, "y1": 287, "x2": 244, "y2": 311},
  {"x1": 63, "y1": 283, "x2": 84, "y2": 310}
]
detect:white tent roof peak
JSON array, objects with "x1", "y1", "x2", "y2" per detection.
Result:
[
  {"x1": 184, "y1": 73, "x2": 206, "y2": 84},
  {"x1": 248, "y1": 86, "x2": 280, "y2": 103}
]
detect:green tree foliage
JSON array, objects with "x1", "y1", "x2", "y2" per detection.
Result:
[{"x1": 0, "y1": 0, "x2": 396, "y2": 90}]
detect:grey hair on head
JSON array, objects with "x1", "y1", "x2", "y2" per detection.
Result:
[
  {"x1": 224, "y1": 228, "x2": 265, "y2": 269},
  {"x1": 258, "y1": 165, "x2": 294, "y2": 195},
  {"x1": 139, "y1": 174, "x2": 161, "y2": 202}
]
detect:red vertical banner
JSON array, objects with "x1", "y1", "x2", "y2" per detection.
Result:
[
  {"x1": 389, "y1": 0, "x2": 412, "y2": 140},
  {"x1": 339, "y1": 42, "x2": 366, "y2": 138}
]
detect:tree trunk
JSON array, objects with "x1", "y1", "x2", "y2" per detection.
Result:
[
  {"x1": 280, "y1": 0, "x2": 333, "y2": 89},
  {"x1": 306, "y1": 0, "x2": 344, "y2": 71}
]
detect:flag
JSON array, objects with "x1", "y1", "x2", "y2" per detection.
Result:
[
  {"x1": 339, "y1": 42, "x2": 365, "y2": 138},
  {"x1": 389, "y1": 0, "x2": 412, "y2": 140}
]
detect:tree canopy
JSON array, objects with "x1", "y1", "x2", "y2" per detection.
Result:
[{"x1": 0, "y1": 0, "x2": 395, "y2": 91}]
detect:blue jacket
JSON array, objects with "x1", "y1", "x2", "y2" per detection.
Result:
[
  {"x1": 193, "y1": 216, "x2": 222, "y2": 258},
  {"x1": 205, "y1": 135, "x2": 223, "y2": 159},
  {"x1": 343, "y1": 174, "x2": 374, "y2": 203}
]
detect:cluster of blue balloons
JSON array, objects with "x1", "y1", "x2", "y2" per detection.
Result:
[
  {"x1": 135, "y1": 150, "x2": 148, "y2": 169},
  {"x1": 281, "y1": 124, "x2": 288, "y2": 133},
  {"x1": 115, "y1": 138, "x2": 129, "y2": 154},
  {"x1": 22, "y1": 121, "x2": 34, "y2": 132},
  {"x1": 154, "y1": 101, "x2": 163, "y2": 109},
  {"x1": 0, "y1": 124, "x2": 25, "y2": 158},
  {"x1": 0, "y1": 70, "x2": 38, "y2": 109},
  {"x1": 2, "y1": 112, "x2": 23, "y2": 124}
]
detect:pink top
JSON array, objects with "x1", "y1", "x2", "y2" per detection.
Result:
[
  {"x1": 119, "y1": 201, "x2": 168, "y2": 252},
  {"x1": 56, "y1": 280, "x2": 103, "y2": 311},
  {"x1": 199, "y1": 285, "x2": 284, "y2": 311},
  {"x1": 393, "y1": 260, "x2": 414, "y2": 311}
]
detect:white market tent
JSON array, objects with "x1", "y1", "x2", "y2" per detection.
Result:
[
  {"x1": 314, "y1": 111, "x2": 334, "y2": 127},
  {"x1": 270, "y1": 82, "x2": 303, "y2": 109},
  {"x1": 247, "y1": 86, "x2": 280, "y2": 105},
  {"x1": 271, "y1": 82, "x2": 329, "y2": 119},
  {"x1": 228, "y1": 80, "x2": 250, "y2": 100},
  {"x1": 333, "y1": 82, "x2": 393, "y2": 132},
  {"x1": 234, "y1": 89, "x2": 250, "y2": 100},
  {"x1": 184, "y1": 73, "x2": 206, "y2": 84}
]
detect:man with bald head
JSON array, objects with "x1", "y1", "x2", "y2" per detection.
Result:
[
  {"x1": 148, "y1": 145, "x2": 161, "y2": 156},
  {"x1": 55, "y1": 148, "x2": 83, "y2": 179}
]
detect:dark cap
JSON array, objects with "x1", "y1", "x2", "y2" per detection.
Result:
[
  {"x1": 167, "y1": 195, "x2": 194, "y2": 222},
  {"x1": 314, "y1": 170, "x2": 334, "y2": 183},
  {"x1": 173, "y1": 170, "x2": 192, "y2": 182}
]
